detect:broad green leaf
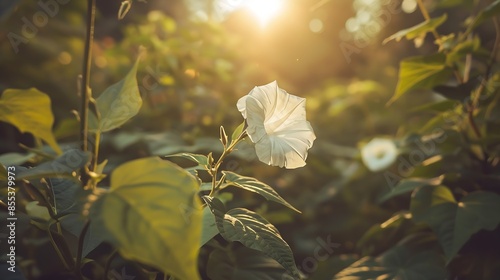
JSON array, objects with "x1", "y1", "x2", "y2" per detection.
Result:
[
  {"x1": 383, "y1": 14, "x2": 447, "y2": 44},
  {"x1": 411, "y1": 100, "x2": 459, "y2": 113},
  {"x1": 25, "y1": 201, "x2": 50, "y2": 221},
  {"x1": 53, "y1": 117, "x2": 79, "y2": 139},
  {"x1": 23, "y1": 149, "x2": 100, "y2": 256},
  {"x1": 471, "y1": 0, "x2": 500, "y2": 28},
  {"x1": 206, "y1": 245, "x2": 291, "y2": 280},
  {"x1": 90, "y1": 157, "x2": 202, "y2": 280},
  {"x1": 411, "y1": 186, "x2": 500, "y2": 262},
  {"x1": 95, "y1": 56, "x2": 142, "y2": 132},
  {"x1": 230, "y1": 121, "x2": 245, "y2": 145},
  {"x1": 53, "y1": 179, "x2": 103, "y2": 257},
  {"x1": 163, "y1": 153, "x2": 209, "y2": 170},
  {"x1": 454, "y1": 192, "x2": 500, "y2": 255},
  {"x1": 378, "y1": 176, "x2": 444, "y2": 203},
  {"x1": 17, "y1": 149, "x2": 91, "y2": 181},
  {"x1": 0, "y1": 88, "x2": 61, "y2": 154},
  {"x1": 389, "y1": 54, "x2": 453, "y2": 104},
  {"x1": 0, "y1": 152, "x2": 35, "y2": 166},
  {"x1": 357, "y1": 212, "x2": 417, "y2": 256},
  {"x1": 222, "y1": 171, "x2": 300, "y2": 212},
  {"x1": 204, "y1": 196, "x2": 300, "y2": 278},
  {"x1": 200, "y1": 206, "x2": 219, "y2": 247},
  {"x1": 334, "y1": 245, "x2": 446, "y2": 280}
]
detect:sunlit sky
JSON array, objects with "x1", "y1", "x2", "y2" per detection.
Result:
[
  {"x1": 209, "y1": 0, "x2": 285, "y2": 26},
  {"x1": 239, "y1": 0, "x2": 285, "y2": 26}
]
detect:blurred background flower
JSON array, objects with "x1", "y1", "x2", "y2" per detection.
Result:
[{"x1": 361, "y1": 138, "x2": 398, "y2": 172}]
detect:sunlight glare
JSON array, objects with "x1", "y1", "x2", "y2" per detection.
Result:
[{"x1": 242, "y1": 0, "x2": 284, "y2": 26}]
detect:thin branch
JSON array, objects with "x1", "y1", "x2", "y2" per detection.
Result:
[{"x1": 80, "y1": 0, "x2": 96, "y2": 185}]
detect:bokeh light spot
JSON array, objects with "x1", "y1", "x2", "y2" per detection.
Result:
[
  {"x1": 345, "y1": 18, "x2": 360, "y2": 32},
  {"x1": 402, "y1": 0, "x2": 417, "y2": 13},
  {"x1": 309, "y1": 18, "x2": 324, "y2": 33},
  {"x1": 58, "y1": 52, "x2": 72, "y2": 65},
  {"x1": 95, "y1": 56, "x2": 108, "y2": 68}
]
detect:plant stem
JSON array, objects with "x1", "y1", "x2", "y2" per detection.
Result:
[
  {"x1": 209, "y1": 131, "x2": 247, "y2": 196},
  {"x1": 416, "y1": 0, "x2": 463, "y2": 84},
  {"x1": 75, "y1": 220, "x2": 90, "y2": 279},
  {"x1": 80, "y1": 0, "x2": 96, "y2": 185},
  {"x1": 416, "y1": 0, "x2": 440, "y2": 40},
  {"x1": 92, "y1": 131, "x2": 101, "y2": 172},
  {"x1": 103, "y1": 250, "x2": 118, "y2": 280}
]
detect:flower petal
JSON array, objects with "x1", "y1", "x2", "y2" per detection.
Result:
[
  {"x1": 237, "y1": 81, "x2": 316, "y2": 169},
  {"x1": 254, "y1": 123, "x2": 315, "y2": 169},
  {"x1": 236, "y1": 95, "x2": 248, "y2": 118}
]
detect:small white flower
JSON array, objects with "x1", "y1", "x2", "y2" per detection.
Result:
[
  {"x1": 361, "y1": 138, "x2": 398, "y2": 172},
  {"x1": 237, "y1": 81, "x2": 316, "y2": 169}
]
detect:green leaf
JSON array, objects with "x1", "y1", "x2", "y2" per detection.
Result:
[
  {"x1": 357, "y1": 212, "x2": 417, "y2": 256},
  {"x1": 206, "y1": 245, "x2": 291, "y2": 280},
  {"x1": 0, "y1": 152, "x2": 35, "y2": 166},
  {"x1": 378, "y1": 176, "x2": 444, "y2": 203},
  {"x1": 432, "y1": 77, "x2": 478, "y2": 101},
  {"x1": 204, "y1": 196, "x2": 300, "y2": 278},
  {"x1": 90, "y1": 157, "x2": 202, "y2": 280},
  {"x1": 163, "y1": 153, "x2": 210, "y2": 175},
  {"x1": 334, "y1": 245, "x2": 446, "y2": 280},
  {"x1": 230, "y1": 121, "x2": 245, "y2": 145},
  {"x1": 0, "y1": 88, "x2": 61, "y2": 154},
  {"x1": 95, "y1": 55, "x2": 142, "y2": 132},
  {"x1": 222, "y1": 171, "x2": 300, "y2": 212},
  {"x1": 16, "y1": 149, "x2": 91, "y2": 181},
  {"x1": 411, "y1": 186, "x2": 500, "y2": 262},
  {"x1": 471, "y1": 0, "x2": 500, "y2": 28},
  {"x1": 389, "y1": 54, "x2": 453, "y2": 104},
  {"x1": 446, "y1": 36, "x2": 481, "y2": 64},
  {"x1": 383, "y1": 14, "x2": 447, "y2": 44},
  {"x1": 411, "y1": 100, "x2": 460, "y2": 113},
  {"x1": 53, "y1": 179, "x2": 103, "y2": 257},
  {"x1": 200, "y1": 206, "x2": 219, "y2": 247}
]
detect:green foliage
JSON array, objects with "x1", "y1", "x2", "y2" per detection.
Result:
[
  {"x1": 90, "y1": 157, "x2": 202, "y2": 279},
  {"x1": 221, "y1": 171, "x2": 300, "y2": 212},
  {"x1": 92, "y1": 55, "x2": 142, "y2": 133},
  {"x1": 2, "y1": 0, "x2": 500, "y2": 279},
  {"x1": 334, "y1": 244, "x2": 446, "y2": 280},
  {"x1": 200, "y1": 206, "x2": 218, "y2": 247},
  {"x1": 16, "y1": 149, "x2": 90, "y2": 181},
  {"x1": 334, "y1": 0, "x2": 500, "y2": 279},
  {"x1": 206, "y1": 245, "x2": 290, "y2": 280},
  {"x1": 470, "y1": 0, "x2": 500, "y2": 28},
  {"x1": 411, "y1": 185, "x2": 500, "y2": 262},
  {"x1": 390, "y1": 54, "x2": 453, "y2": 104},
  {"x1": 0, "y1": 88, "x2": 61, "y2": 154},
  {"x1": 383, "y1": 14, "x2": 447, "y2": 45},
  {"x1": 204, "y1": 196, "x2": 301, "y2": 279},
  {"x1": 379, "y1": 175, "x2": 444, "y2": 203}
]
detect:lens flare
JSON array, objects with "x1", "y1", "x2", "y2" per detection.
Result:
[{"x1": 242, "y1": 0, "x2": 284, "y2": 26}]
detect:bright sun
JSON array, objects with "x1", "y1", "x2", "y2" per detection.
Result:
[{"x1": 241, "y1": 0, "x2": 284, "y2": 26}]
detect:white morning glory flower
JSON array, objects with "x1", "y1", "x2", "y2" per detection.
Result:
[
  {"x1": 237, "y1": 81, "x2": 316, "y2": 169},
  {"x1": 361, "y1": 138, "x2": 398, "y2": 172}
]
